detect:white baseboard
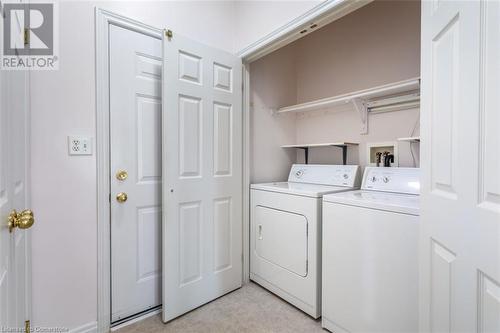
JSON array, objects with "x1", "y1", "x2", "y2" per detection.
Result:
[{"x1": 70, "y1": 321, "x2": 98, "y2": 333}]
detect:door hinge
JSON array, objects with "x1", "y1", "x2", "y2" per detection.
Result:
[
  {"x1": 25, "y1": 320, "x2": 30, "y2": 333},
  {"x1": 165, "y1": 29, "x2": 173, "y2": 39},
  {"x1": 23, "y1": 28, "x2": 29, "y2": 46}
]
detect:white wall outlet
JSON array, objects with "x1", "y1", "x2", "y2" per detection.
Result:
[{"x1": 68, "y1": 136, "x2": 92, "y2": 155}]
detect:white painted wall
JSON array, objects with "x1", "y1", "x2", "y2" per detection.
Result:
[
  {"x1": 234, "y1": 0, "x2": 322, "y2": 52},
  {"x1": 250, "y1": 0, "x2": 421, "y2": 182},
  {"x1": 30, "y1": 1, "x2": 237, "y2": 330}
]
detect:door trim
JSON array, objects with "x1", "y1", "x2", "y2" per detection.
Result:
[
  {"x1": 95, "y1": 8, "x2": 162, "y2": 333},
  {"x1": 241, "y1": 63, "x2": 250, "y2": 283}
]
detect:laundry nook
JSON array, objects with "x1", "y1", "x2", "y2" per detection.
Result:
[{"x1": 0, "y1": 0, "x2": 498, "y2": 332}]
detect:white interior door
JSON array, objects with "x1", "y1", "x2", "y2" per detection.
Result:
[
  {"x1": 0, "y1": 23, "x2": 32, "y2": 331},
  {"x1": 162, "y1": 30, "x2": 242, "y2": 322},
  {"x1": 110, "y1": 25, "x2": 162, "y2": 322},
  {"x1": 420, "y1": 1, "x2": 500, "y2": 332}
]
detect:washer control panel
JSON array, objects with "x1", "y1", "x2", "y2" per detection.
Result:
[
  {"x1": 288, "y1": 164, "x2": 361, "y2": 187},
  {"x1": 362, "y1": 167, "x2": 420, "y2": 194}
]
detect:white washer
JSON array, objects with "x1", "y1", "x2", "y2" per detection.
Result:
[
  {"x1": 250, "y1": 164, "x2": 361, "y2": 318},
  {"x1": 322, "y1": 167, "x2": 420, "y2": 333}
]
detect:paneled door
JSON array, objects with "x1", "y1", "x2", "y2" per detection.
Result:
[
  {"x1": 162, "y1": 30, "x2": 242, "y2": 322},
  {"x1": 420, "y1": 1, "x2": 500, "y2": 332},
  {"x1": 0, "y1": 27, "x2": 32, "y2": 332},
  {"x1": 110, "y1": 25, "x2": 162, "y2": 322}
]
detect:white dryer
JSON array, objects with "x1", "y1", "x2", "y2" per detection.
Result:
[
  {"x1": 250, "y1": 164, "x2": 361, "y2": 318},
  {"x1": 322, "y1": 167, "x2": 420, "y2": 333}
]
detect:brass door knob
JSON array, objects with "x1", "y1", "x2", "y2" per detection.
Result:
[
  {"x1": 8, "y1": 209, "x2": 35, "y2": 233},
  {"x1": 116, "y1": 192, "x2": 128, "y2": 203},
  {"x1": 116, "y1": 170, "x2": 128, "y2": 181}
]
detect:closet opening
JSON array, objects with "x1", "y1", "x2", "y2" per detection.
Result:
[{"x1": 244, "y1": 0, "x2": 421, "y2": 329}]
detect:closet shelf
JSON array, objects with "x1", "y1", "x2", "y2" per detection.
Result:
[
  {"x1": 281, "y1": 142, "x2": 359, "y2": 165},
  {"x1": 281, "y1": 142, "x2": 359, "y2": 148},
  {"x1": 277, "y1": 78, "x2": 420, "y2": 114},
  {"x1": 397, "y1": 136, "x2": 420, "y2": 143}
]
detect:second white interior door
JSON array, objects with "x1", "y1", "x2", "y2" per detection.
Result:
[
  {"x1": 0, "y1": 52, "x2": 31, "y2": 331},
  {"x1": 162, "y1": 31, "x2": 243, "y2": 322},
  {"x1": 110, "y1": 24, "x2": 162, "y2": 322}
]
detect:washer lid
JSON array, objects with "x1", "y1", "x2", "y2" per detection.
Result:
[
  {"x1": 323, "y1": 190, "x2": 420, "y2": 215},
  {"x1": 251, "y1": 182, "x2": 357, "y2": 198}
]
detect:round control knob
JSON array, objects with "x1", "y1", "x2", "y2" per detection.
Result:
[
  {"x1": 383, "y1": 176, "x2": 390, "y2": 183},
  {"x1": 371, "y1": 176, "x2": 377, "y2": 182},
  {"x1": 343, "y1": 174, "x2": 349, "y2": 179}
]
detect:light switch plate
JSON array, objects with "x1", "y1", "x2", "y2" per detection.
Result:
[{"x1": 68, "y1": 136, "x2": 92, "y2": 155}]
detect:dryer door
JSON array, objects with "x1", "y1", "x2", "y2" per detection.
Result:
[{"x1": 255, "y1": 206, "x2": 308, "y2": 277}]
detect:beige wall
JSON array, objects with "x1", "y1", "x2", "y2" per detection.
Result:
[
  {"x1": 249, "y1": 43, "x2": 298, "y2": 183},
  {"x1": 295, "y1": 107, "x2": 420, "y2": 167},
  {"x1": 250, "y1": 0, "x2": 421, "y2": 182},
  {"x1": 295, "y1": 0, "x2": 421, "y2": 102}
]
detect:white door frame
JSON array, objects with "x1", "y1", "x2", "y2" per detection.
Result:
[
  {"x1": 95, "y1": 8, "x2": 162, "y2": 333},
  {"x1": 97, "y1": 0, "x2": 371, "y2": 331}
]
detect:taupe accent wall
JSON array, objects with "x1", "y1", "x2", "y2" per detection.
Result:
[{"x1": 250, "y1": 0, "x2": 421, "y2": 183}]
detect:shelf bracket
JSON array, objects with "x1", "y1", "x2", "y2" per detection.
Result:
[
  {"x1": 333, "y1": 145, "x2": 348, "y2": 165},
  {"x1": 352, "y1": 98, "x2": 368, "y2": 135},
  {"x1": 298, "y1": 147, "x2": 309, "y2": 164}
]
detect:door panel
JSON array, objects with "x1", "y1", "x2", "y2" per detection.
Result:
[
  {"x1": 420, "y1": 1, "x2": 500, "y2": 332},
  {"x1": 162, "y1": 31, "x2": 242, "y2": 322},
  {"x1": 430, "y1": 13, "x2": 459, "y2": 198},
  {"x1": 213, "y1": 197, "x2": 232, "y2": 272},
  {"x1": 179, "y1": 201, "x2": 202, "y2": 286},
  {"x1": 110, "y1": 25, "x2": 162, "y2": 322},
  {"x1": 178, "y1": 96, "x2": 202, "y2": 178},
  {"x1": 479, "y1": 0, "x2": 500, "y2": 211},
  {"x1": 430, "y1": 240, "x2": 456, "y2": 333},
  {"x1": 213, "y1": 103, "x2": 232, "y2": 176},
  {"x1": 478, "y1": 272, "x2": 500, "y2": 333}
]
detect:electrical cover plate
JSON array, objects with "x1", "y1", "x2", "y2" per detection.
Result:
[{"x1": 68, "y1": 136, "x2": 92, "y2": 155}]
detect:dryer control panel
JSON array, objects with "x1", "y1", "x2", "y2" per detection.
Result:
[
  {"x1": 288, "y1": 164, "x2": 361, "y2": 187},
  {"x1": 361, "y1": 167, "x2": 420, "y2": 194}
]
